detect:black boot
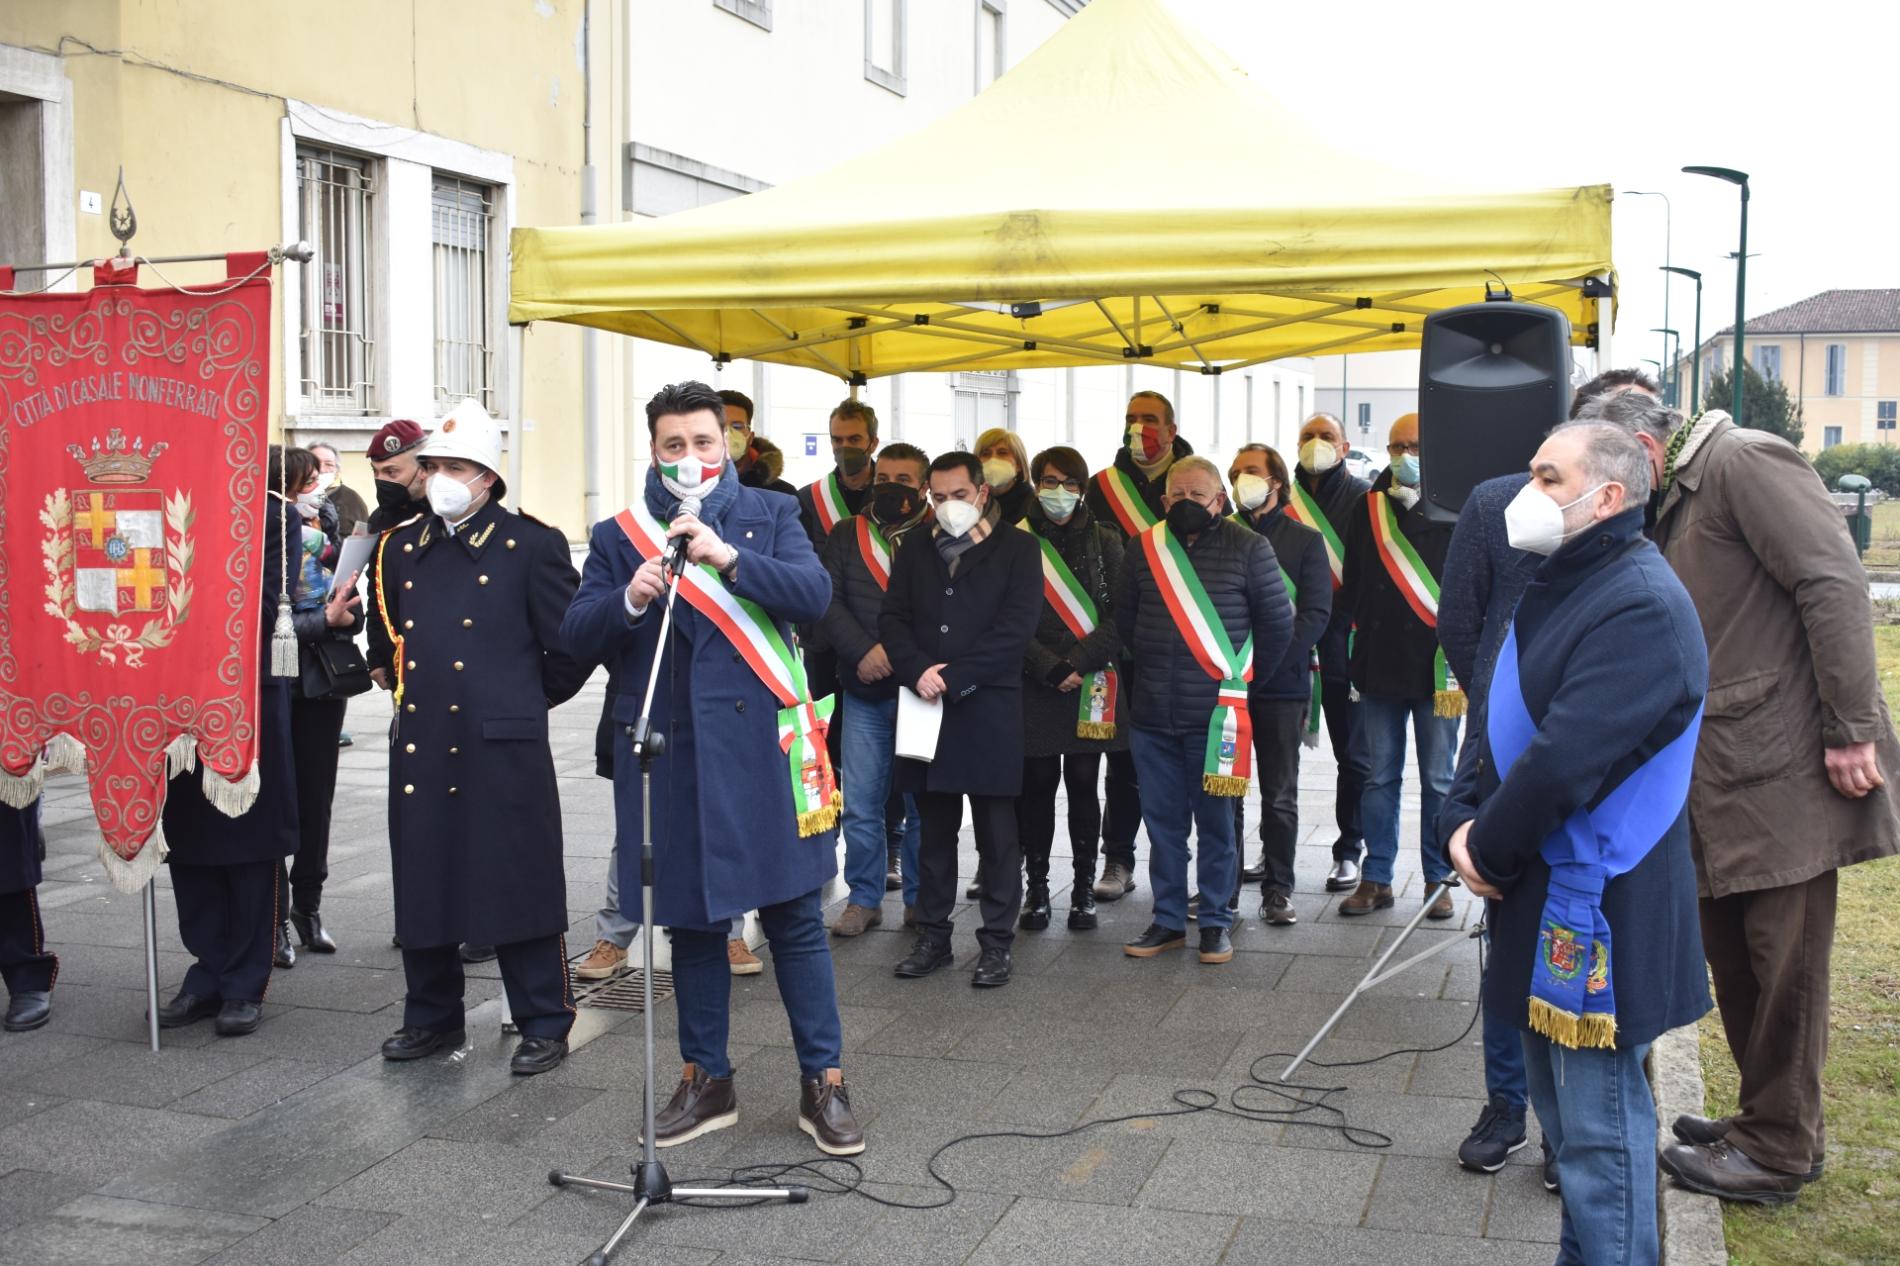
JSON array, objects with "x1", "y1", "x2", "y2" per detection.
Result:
[
  {"x1": 1019, "y1": 880, "x2": 1051, "y2": 931},
  {"x1": 273, "y1": 921, "x2": 296, "y2": 970},
  {"x1": 289, "y1": 907, "x2": 338, "y2": 953},
  {"x1": 1067, "y1": 884, "x2": 1098, "y2": 931}
]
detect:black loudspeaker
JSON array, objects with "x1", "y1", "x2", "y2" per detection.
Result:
[{"x1": 1417, "y1": 300, "x2": 1573, "y2": 521}]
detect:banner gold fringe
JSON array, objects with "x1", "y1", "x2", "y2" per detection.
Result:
[
  {"x1": 98, "y1": 830, "x2": 168, "y2": 895},
  {"x1": 797, "y1": 790, "x2": 844, "y2": 838},
  {"x1": 1528, "y1": 997, "x2": 1619, "y2": 1050},
  {"x1": 46, "y1": 734, "x2": 89, "y2": 774},
  {"x1": 1434, "y1": 689, "x2": 1467, "y2": 719},
  {"x1": 0, "y1": 760, "x2": 43, "y2": 811},
  {"x1": 1076, "y1": 721, "x2": 1117, "y2": 740},
  {"x1": 201, "y1": 759, "x2": 261, "y2": 820},
  {"x1": 1203, "y1": 773, "x2": 1250, "y2": 798}
]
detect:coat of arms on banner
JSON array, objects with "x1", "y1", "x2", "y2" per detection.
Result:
[{"x1": 40, "y1": 429, "x2": 194, "y2": 666}]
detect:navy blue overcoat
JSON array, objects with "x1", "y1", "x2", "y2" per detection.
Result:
[
  {"x1": 0, "y1": 801, "x2": 43, "y2": 896},
  {"x1": 563, "y1": 484, "x2": 837, "y2": 930}
]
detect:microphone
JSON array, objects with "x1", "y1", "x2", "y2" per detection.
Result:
[{"x1": 665, "y1": 493, "x2": 702, "y2": 577}]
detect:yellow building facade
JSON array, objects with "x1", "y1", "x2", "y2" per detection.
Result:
[{"x1": 1, "y1": 0, "x2": 607, "y2": 536}]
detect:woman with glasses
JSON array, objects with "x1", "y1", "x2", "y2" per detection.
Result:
[{"x1": 1014, "y1": 447, "x2": 1127, "y2": 931}]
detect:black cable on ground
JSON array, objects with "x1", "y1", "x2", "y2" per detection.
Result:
[{"x1": 650, "y1": 937, "x2": 1487, "y2": 1212}]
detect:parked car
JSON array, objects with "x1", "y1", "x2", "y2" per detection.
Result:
[{"x1": 1346, "y1": 448, "x2": 1378, "y2": 481}]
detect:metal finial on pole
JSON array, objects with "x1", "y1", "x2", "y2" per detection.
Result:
[{"x1": 110, "y1": 167, "x2": 138, "y2": 253}]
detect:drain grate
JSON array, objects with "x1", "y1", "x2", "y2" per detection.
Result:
[{"x1": 575, "y1": 967, "x2": 675, "y2": 1011}]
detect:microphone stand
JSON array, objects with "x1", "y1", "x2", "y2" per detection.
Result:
[{"x1": 549, "y1": 538, "x2": 807, "y2": 1266}]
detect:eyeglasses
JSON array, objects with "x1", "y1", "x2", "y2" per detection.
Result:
[
  {"x1": 1386, "y1": 441, "x2": 1421, "y2": 456},
  {"x1": 1037, "y1": 475, "x2": 1083, "y2": 493}
]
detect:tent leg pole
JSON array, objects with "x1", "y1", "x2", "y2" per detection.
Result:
[
  {"x1": 1597, "y1": 276, "x2": 1614, "y2": 375},
  {"x1": 143, "y1": 879, "x2": 162, "y2": 1053},
  {"x1": 509, "y1": 324, "x2": 527, "y2": 505}
]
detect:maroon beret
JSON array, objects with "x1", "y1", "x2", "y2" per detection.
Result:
[{"x1": 366, "y1": 418, "x2": 426, "y2": 460}]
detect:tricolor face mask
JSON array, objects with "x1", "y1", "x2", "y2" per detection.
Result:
[
  {"x1": 1126, "y1": 424, "x2": 1167, "y2": 466},
  {"x1": 659, "y1": 455, "x2": 722, "y2": 502}
]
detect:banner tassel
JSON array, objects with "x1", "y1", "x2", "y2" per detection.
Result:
[
  {"x1": 202, "y1": 759, "x2": 261, "y2": 819},
  {"x1": 0, "y1": 759, "x2": 45, "y2": 811},
  {"x1": 269, "y1": 596, "x2": 298, "y2": 678},
  {"x1": 98, "y1": 830, "x2": 168, "y2": 896},
  {"x1": 163, "y1": 734, "x2": 198, "y2": 779}
]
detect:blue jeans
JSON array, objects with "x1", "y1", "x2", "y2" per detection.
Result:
[
  {"x1": 840, "y1": 693, "x2": 918, "y2": 909},
  {"x1": 670, "y1": 886, "x2": 843, "y2": 1079},
  {"x1": 1358, "y1": 693, "x2": 1458, "y2": 887},
  {"x1": 1522, "y1": 1032, "x2": 1657, "y2": 1266},
  {"x1": 1482, "y1": 932, "x2": 1528, "y2": 1110},
  {"x1": 1130, "y1": 727, "x2": 1237, "y2": 932},
  {"x1": 888, "y1": 790, "x2": 921, "y2": 908}
]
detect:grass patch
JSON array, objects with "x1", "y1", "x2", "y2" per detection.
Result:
[
  {"x1": 1863, "y1": 499, "x2": 1900, "y2": 569},
  {"x1": 1697, "y1": 626, "x2": 1900, "y2": 1265}
]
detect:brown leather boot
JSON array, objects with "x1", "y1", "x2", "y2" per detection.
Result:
[
  {"x1": 646, "y1": 1063, "x2": 738, "y2": 1148},
  {"x1": 1337, "y1": 881, "x2": 1395, "y2": 915},
  {"x1": 798, "y1": 1068, "x2": 866, "y2": 1156}
]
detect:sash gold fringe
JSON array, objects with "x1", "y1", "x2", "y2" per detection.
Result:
[
  {"x1": 797, "y1": 790, "x2": 843, "y2": 838},
  {"x1": 1076, "y1": 721, "x2": 1117, "y2": 740},
  {"x1": 1528, "y1": 997, "x2": 1619, "y2": 1051},
  {"x1": 1434, "y1": 689, "x2": 1467, "y2": 719},
  {"x1": 1203, "y1": 773, "x2": 1250, "y2": 797}
]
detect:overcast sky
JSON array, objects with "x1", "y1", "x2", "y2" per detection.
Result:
[{"x1": 1168, "y1": 0, "x2": 1892, "y2": 370}]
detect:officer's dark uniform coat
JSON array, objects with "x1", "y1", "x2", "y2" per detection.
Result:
[{"x1": 375, "y1": 499, "x2": 587, "y2": 947}]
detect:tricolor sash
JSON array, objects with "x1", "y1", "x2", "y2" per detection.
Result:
[
  {"x1": 854, "y1": 516, "x2": 892, "y2": 590},
  {"x1": 1093, "y1": 468, "x2": 1159, "y2": 537},
  {"x1": 1024, "y1": 522, "x2": 1118, "y2": 739},
  {"x1": 1367, "y1": 491, "x2": 1465, "y2": 718},
  {"x1": 808, "y1": 472, "x2": 849, "y2": 536},
  {"x1": 615, "y1": 505, "x2": 840, "y2": 836},
  {"x1": 1139, "y1": 524, "x2": 1255, "y2": 796},
  {"x1": 1286, "y1": 480, "x2": 1345, "y2": 589},
  {"x1": 1488, "y1": 625, "x2": 1702, "y2": 1049},
  {"x1": 1279, "y1": 567, "x2": 1324, "y2": 750}
]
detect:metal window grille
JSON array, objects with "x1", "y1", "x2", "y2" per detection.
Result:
[
  {"x1": 296, "y1": 148, "x2": 377, "y2": 413},
  {"x1": 1825, "y1": 344, "x2": 1847, "y2": 396},
  {"x1": 432, "y1": 176, "x2": 495, "y2": 412}
]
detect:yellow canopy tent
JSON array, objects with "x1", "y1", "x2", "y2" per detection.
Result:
[{"x1": 508, "y1": 0, "x2": 1615, "y2": 381}]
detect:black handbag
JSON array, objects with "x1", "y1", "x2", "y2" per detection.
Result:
[{"x1": 301, "y1": 636, "x2": 373, "y2": 700}]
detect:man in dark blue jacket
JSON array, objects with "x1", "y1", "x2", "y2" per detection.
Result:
[
  {"x1": 1115, "y1": 457, "x2": 1292, "y2": 965},
  {"x1": 1443, "y1": 422, "x2": 1710, "y2": 1266},
  {"x1": 1438, "y1": 368, "x2": 1661, "y2": 1178},
  {"x1": 1228, "y1": 444, "x2": 1331, "y2": 925}
]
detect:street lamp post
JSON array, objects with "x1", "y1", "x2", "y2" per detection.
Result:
[
  {"x1": 1623, "y1": 190, "x2": 1672, "y2": 399},
  {"x1": 1661, "y1": 266, "x2": 1704, "y2": 416},
  {"x1": 1684, "y1": 166, "x2": 1751, "y2": 423},
  {"x1": 1651, "y1": 328, "x2": 1680, "y2": 403}
]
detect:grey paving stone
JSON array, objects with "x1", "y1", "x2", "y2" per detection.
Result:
[
  {"x1": 19, "y1": 1035, "x2": 273, "y2": 1109},
  {"x1": 927, "y1": 1123, "x2": 1173, "y2": 1207},
  {"x1": 1081, "y1": 1073, "x2": 1288, "y2": 1145},
  {"x1": 0, "y1": 1093, "x2": 65, "y2": 1133},
  {"x1": 964, "y1": 1196, "x2": 1237, "y2": 1266},
  {"x1": 977, "y1": 1065, "x2": 1115, "y2": 1130},
  {"x1": 169, "y1": 1058, "x2": 339, "y2": 1120},
  {"x1": 199, "y1": 1204, "x2": 397, "y2": 1266},
  {"x1": 253, "y1": 963, "x2": 410, "y2": 1015},
  {"x1": 0, "y1": 1030, "x2": 114, "y2": 1082},
  {"x1": 835, "y1": 1184, "x2": 1014, "y2": 1266},
  {"x1": 428, "y1": 1080, "x2": 609, "y2": 1151},
  {"x1": 1135, "y1": 1137, "x2": 1378, "y2": 1224},
  {"x1": 0, "y1": 1195, "x2": 267, "y2": 1266},
  {"x1": 320, "y1": 1136, "x2": 605, "y2": 1221},
  {"x1": 1481, "y1": 1159, "x2": 1563, "y2": 1244},
  {"x1": 0, "y1": 1098, "x2": 227, "y2": 1184},
  {"x1": 1362, "y1": 1154, "x2": 1493, "y2": 1237},
  {"x1": 1273, "y1": 1089, "x2": 1493, "y2": 1161},
  {"x1": 29, "y1": 981, "x2": 214, "y2": 1048},
  {"x1": 1158, "y1": 983, "x2": 1341, "y2": 1034},
  {"x1": 1276, "y1": 950, "x2": 1455, "y2": 1000},
  {"x1": 947, "y1": 1017, "x2": 1244, "y2": 1081},
  {"x1": 0, "y1": 1169, "x2": 94, "y2": 1232},
  {"x1": 334, "y1": 1210, "x2": 613, "y2": 1266},
  {"x1": 1217, "y1": 1032, "x2": 1421, "y2": 1096},
  {"x1": 1223, "y1": 1216, "x2": 1556, "y2": 1266}
]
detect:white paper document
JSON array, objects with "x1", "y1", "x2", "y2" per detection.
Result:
[
  {"x1": 330, "y1": 532, "x2": 377, "y2": 597},
  {"x1": 895, "y1": 688, "x2": 944, "y2": 763}
]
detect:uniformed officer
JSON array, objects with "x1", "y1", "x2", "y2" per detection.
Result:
[
  {"x1": 0, "y1": 800, "x2": 57, "y2": 1032},
  {"x1": 160, "y1": 450, "x2": 338, "y2": 1036},
  {"x1": 371, "y1": 400, "x2": 589, "y2": 1076}
]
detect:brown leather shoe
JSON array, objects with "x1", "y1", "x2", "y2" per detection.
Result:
[
  {"x1": 1337, "y1": 881, "x2": 1395, "y2": 915},
  {"x1": 727, "y1": 938, "x2": 763, "y2": 976},
  {"x1": 799, "y1": 1068, "x2": 865, "y2": 1156},
  {"x1": 1659, "y1": 1140, "x2": 1804, "y2": 1205},
  {"x1": 574, "y1": 939, "x2": 630, "y2": 981},
  {"x1": 646, "y1": 1063, "x2": 738, "y2": 1147},
  {"x1": 1670, "y1": 1117, "x2": 1824, "y2": 1182},
  {"x1": 830, "y1": 904, "x2": 882, "y2": 937},
  {"x1": 1425, "y1": 887, "x2": 1456, "y2": 920}
]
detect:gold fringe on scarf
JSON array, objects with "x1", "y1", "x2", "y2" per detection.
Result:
[
  {"x1": 797, "y1": 789, "x2": 843, "y2": 838},
  {"x1": 1528, "y1": 996, "x2": 1619, "y2": 1051},
  {"x1": 1203, "y1": 773, "x2": 1250, "y2": 798},
  {"x1": 1076, "y1": 721, "x2": 1117, "y2": 740},
  {"x1": 1434, "y1": 689, "x2": 1467, "y2": 719}
]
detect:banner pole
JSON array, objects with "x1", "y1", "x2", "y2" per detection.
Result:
[
  {"x1": 508, "y1": 324, "x2": 527, "y2": 507},
  {"x1": 142, "y1": 879, "x2": 162, "y2": 1052}
]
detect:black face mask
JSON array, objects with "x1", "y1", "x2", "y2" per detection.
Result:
[
  {"x1": 1165, "y1": 499, "x2": 1217, "y2": 535},
  {"x1": 870, "y1": 483, "x2": 921, "y2": 525},
  {"x1": 374, "y1": 478, "x2": 417, "y2": 511},
  {"x1": 834, "y1": 445, "x2": 871, "y2": 477}
]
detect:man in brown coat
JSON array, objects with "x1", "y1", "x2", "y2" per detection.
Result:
[{"x1": 1582, "y1": 394, "x2": 1900, "y2": 1204}]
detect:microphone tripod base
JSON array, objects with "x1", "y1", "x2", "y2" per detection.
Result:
[{"x1": 549, "y1": 1159, "x2": 807, "y2": 1266}]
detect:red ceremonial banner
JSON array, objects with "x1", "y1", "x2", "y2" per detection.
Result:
[{"x1": 0, "y1": 257, "x2": 272, "y2": 888}]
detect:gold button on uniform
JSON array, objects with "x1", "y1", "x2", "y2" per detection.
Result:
[
  {"x1": 405, "y1": 703, "x2": 416, "y2": 713},
  {"x1": 406, "y1": 660, "x2": 416, "y2": 670},
  {"x1": 449, "y1": 746, "x2": 459, "y2": 755},
  {"x1": 404, "y1": 580, "x2": 414, "y2": 590},
  {"x1": 506, "y1": 539, "x2": 517, "y2": 550},
  {"x1": 462, "y1": 618, "x2": 473, "y2": 628},
  {"x1": 453, "y1": 661, "x2": 464, "y2": 671},
  {"x1": 478, "y1": 575, "x2": 489, "y2": 586},
  {"x1": 404, "y1": 743, "x2": 415, "y2": 754},
  {"x1": 449, "y1": 787, "x2": 458, "y2": 795},
  {"x1": 404, "y1": 619, "x2": 414, "y2": 630},
  {"x1": 403, "y1": 784, "x2": 414, "y2": 795},
  {"x1": 403, "y1": 543, "x2": 413, "y2": 552},
  {"x1": 450, "y1": 704, "x2": 460, "y2": 713}
]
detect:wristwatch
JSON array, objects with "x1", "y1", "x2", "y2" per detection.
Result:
[{"x1": 719, "y1": 543, "x2": 741, "y2": 578}]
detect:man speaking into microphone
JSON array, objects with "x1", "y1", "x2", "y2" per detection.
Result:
[{"x1": 563, "y1": 381, "x2": 865, "y2": 1157}]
